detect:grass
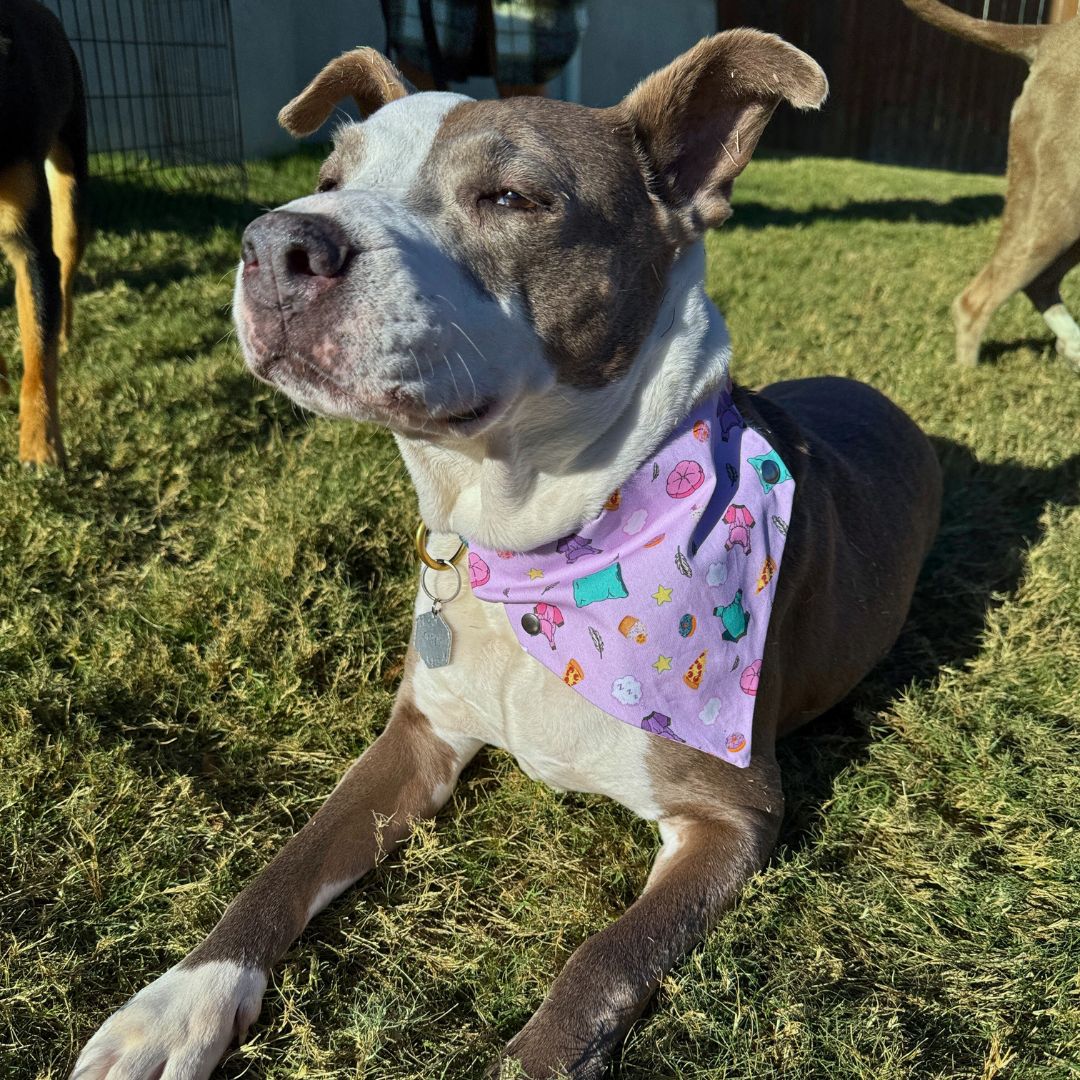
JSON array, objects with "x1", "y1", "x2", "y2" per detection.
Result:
[{"x1": 1, "y1": 149, "x2": 1078, "y2": 1080}]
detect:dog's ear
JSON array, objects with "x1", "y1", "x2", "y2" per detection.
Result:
[
  {"x1": 617, "y1": 30, "x2": 827, "y2": 229},
  {"x1": 278, "y1": 48, "x2": 413, "y2": 137}
]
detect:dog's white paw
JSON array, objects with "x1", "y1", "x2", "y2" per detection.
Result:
[
  {"x1": 71, "y1": 960, "x2": 266, "y2": 1080},
  {"x1": 1055, "y1": 337, "x2": 1080, "y2": 373}
]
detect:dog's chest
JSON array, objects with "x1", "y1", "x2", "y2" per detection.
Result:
[{"x1": 410, "y1": 583, "x2": 662, "y2": 819}]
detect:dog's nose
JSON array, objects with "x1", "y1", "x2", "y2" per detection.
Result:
[{"x1": 241, "y1": 211, "x2": 352, "y2": 309}]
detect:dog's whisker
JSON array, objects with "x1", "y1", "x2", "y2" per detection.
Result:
[
  {"x1": 424, "y1": 349, "x2": 438, "y2": 400},
  {"x1": 453, "y1": 349, "x2": 480, "y2": 406},
  {"x1": 441, "y1": 351, "x2": 463, "y2": 408},
  {"x1": 450, "y1": 321, "x2": 489, "y2": 365},
  {"x1": 408, "y1": 348, "x2": 436, "y2": 419}
]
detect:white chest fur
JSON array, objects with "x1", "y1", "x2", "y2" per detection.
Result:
[{"x1": 411, "y1": 579, "x2": 663, "y2": 820}]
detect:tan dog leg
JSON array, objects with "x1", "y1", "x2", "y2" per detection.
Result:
[
  {"x1": 953, "y1": 107, "x2": 1080, "y2": 368},
  {"x1": 71, "y1": 694, "x2": 480, "y2": 1080},
  {"x1": 496, "y1": 807, "x2": 780, "y2": 1079},
  {"x1": 951, "y1": 223, "x2": 1057, "y2": 368},
  {"x1": 45, "y1": 141, "x2": 84, "y2": 351},
  {"x1": 0, "y1": 164, "x2": 35, "y2": 396},
  {"x1": 0, "y1": 162, "x2": 65, "y2": 466}
]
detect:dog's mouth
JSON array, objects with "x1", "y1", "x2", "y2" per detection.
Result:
[
  {"x1": 377, "y1": 394, "x2": 503, "y2": 439},
  {"x1": 246, "y1": 342, "x2": 500, "y2": 433}
]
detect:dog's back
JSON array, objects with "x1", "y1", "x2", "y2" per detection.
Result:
[
  {"x1": 0, "y1": 0, "x2": 81, "y2": 169},
  {"x1": 741, "y1": 377, "x2": 942, "y2": 737}
]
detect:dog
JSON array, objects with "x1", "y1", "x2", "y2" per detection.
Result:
[
  {"x1": 901, "y1": 0, "x2": 1080, "y2": 370},
  {"x1": 0, "y1": 0, "x2": 88, "y2": 466},
  {"x1": 72, "y1": 31, "x2": 943, "y2": 1080}
]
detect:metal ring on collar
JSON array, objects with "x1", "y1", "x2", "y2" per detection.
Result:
[
  {"x1": 415, "y1": 522, "x2": 466, "y2": 571},
  {"x1": 420, "y1": 561, "x2": 462, "y2": 605}
]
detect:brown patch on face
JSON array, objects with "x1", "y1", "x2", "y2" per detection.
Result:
[
  {"x1": 278, "y1": 47, "x2": 411, "y2": 137},
  {"x1": 415, "y1": 97, "x2": 681, "y2": 389},
  {"x1": 316, "y1": 127, "x2": 365, "y2": 193}
]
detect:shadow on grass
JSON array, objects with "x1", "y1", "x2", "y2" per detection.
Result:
[
  {"x1": 0, "y1": 179, "x2": 258, "y2": 305},
  {"x1": 978, "y1": 335, "x2": 1056, "y2": 363},
  {"x1": 78, "y1": 258, "x2": 239, "y2": 296},
  {"x1": 84, "y1": 144, "x2": 326, "y2": 242},
  {"x1": 729, "y1": 194, "x2": 1004, "y2": 230},
  {"x1": 88, "y1": 176, "x2": 259, "y2": 237},
  {"x1": 777, "y1": 439, "x2": 1080, "y2": 849}
]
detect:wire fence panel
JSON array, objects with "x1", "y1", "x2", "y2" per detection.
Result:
[
  {"x1": 42, "y1": 0, "x2": 245, "y2": 196},
  {"x1": 715, "y1": 0, "x2": 1065, "y2": 174}
]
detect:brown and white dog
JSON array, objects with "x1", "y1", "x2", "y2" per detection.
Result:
[{"x1": 73, "y1": 31, "x2": 943, "y2": 1080}]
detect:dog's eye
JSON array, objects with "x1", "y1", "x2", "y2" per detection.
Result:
[
  {"x1": 493, "y1": 190, "x2": 537, "y2": 211},
  {"x1": 316, "y1": 175, "x2": 340, "y2": 194}
]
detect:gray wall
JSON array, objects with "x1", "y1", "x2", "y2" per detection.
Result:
[
  {"x1": 229, "y1": 0, "x2": 387, "y2": 158},
  {"x1": 229, "y1": 0, "x2": 717, "y2": 158},
  {"x1": 577, "y1": 0, "x2": 714, "y2": 105}
]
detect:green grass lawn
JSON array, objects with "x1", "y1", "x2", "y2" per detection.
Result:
[{"x1": 1, "y1": 151, "x2": 1077, "y2": 1080}]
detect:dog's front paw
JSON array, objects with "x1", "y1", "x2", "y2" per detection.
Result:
[
  {"x1": 491, "y1": 1007, "x2": 612, "y2": 1080},
  {"x1": 1056, "y1": 336, "x2": 1080, "y2": 373},
  {"x1": 71, "y1": 960, "x2": 266, "y2": 1080}
]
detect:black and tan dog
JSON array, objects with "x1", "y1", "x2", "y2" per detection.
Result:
[
  {"x1": 0, "y1": 0, "x2": 87, "y2": 466},
  {"x1": 74, "y1": 31, "x2": 942, "y2": 1080}
]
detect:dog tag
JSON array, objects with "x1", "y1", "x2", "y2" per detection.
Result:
[{"x1": 415, "y1": 604, "x2": 452, "y2": 668}]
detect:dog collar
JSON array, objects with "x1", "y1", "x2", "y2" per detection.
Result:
[{"x1": 466, "y1": 384, "x2": 795, "y2": 767}]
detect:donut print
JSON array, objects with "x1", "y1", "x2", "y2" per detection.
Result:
[
  {"x1": 666, "y1": 460, "x2": 705, "y2": 499},
  {"x1": 739, "y1": 659, "x2": 762, "y2": 696},
  {"x1": 468, "y1": 552, "x2": 490, "y2": 589}
]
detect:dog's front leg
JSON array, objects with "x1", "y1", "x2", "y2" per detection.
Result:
[
  {"x1": 72, "y1": 693, "x2": 480, "y2": 1080},
  {"x1": 496, "y1": 806, "x2": 780, "y2": 1080}
]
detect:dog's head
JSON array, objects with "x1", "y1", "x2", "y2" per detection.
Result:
[{"x1": 234, "y1": 31, "x2": 826, "y2": 441}]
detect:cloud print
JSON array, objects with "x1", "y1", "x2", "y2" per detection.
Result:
[
  {"x1": 699, "y1": 697, "x2": 722, "y2": 725},
  {"x1": 623, "y1": 508, "x2": 648, "y2": 536},
  {"x1": 707, "y1": 560, "x2": 728, "y2": 587},
  {"x1": 611, "y1": 675, "x2": 642, "y2": 706}
]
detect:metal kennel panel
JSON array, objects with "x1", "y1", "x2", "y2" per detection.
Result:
[{"x1": 43, "y1": 0, "x2": 246, "y2": 194}]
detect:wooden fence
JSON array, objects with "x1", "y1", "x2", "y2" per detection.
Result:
[{"x1": 715, "y1": 0, "x2": 1078, "y2": 173}]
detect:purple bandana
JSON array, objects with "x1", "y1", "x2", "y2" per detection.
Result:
[{"x1": 468, "y1": 385, "x2": 794, "y2": 766}]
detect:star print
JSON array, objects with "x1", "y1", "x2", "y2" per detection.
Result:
[
  {"x1": 653, "y1": 655, "x2": 672, "y2": 673},
  {"x1": 527, "y1": 568, "x2": 544, "y2": 580},
  {"x1": 652, "y1": 584, "x2": 673, "y2": 606}
]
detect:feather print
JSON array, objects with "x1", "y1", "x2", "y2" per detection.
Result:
[{"x1": 675, "y1": 546, "x2": 692, "y2": 578}]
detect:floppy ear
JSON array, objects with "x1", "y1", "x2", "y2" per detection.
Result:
[
  {"x1": 278, "y1": 47, "x2": 413, "y2": 137},
  {"x1": 617, "y1": 29, "x2": 827, "y2": 229}
]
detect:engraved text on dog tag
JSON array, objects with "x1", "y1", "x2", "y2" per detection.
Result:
[{"x1": 415, "y1": 605, "x2": 452, "y2": 668}]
